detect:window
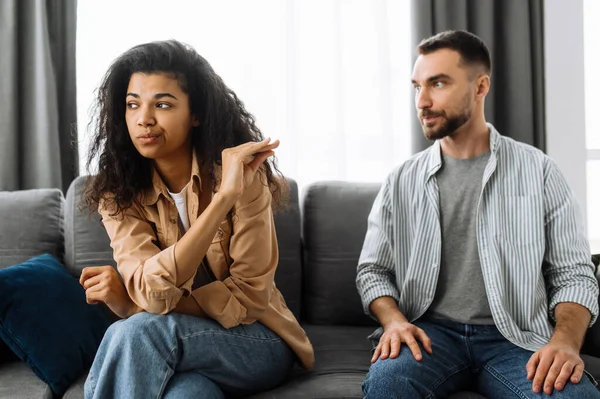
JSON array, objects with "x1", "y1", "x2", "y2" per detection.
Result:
[
  {"x1": 76, "y1": 0, "x2": 413, "y2": 190},
  {"x1": 584, "y1": 0, "x2": 600, "y2": 252}
]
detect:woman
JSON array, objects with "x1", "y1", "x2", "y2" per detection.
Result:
[{"x1": 81, "y1": 40, "x2": 314, "y2": 399}]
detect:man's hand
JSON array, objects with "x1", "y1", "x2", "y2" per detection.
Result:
[
  {"x1": 371, "y1": 320, "x2": 433, "y2": 363},
  {"x1": 80, "y1": 266, "x2": 142, "y2": 319},
  {"x1": 526, "y1": 339, "x2": 585, "y2": 395},
  {"x1": 527, "y1": 302, "x2": 592, "y2": 394}
]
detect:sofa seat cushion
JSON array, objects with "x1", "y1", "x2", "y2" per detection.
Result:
[
  {"x1": 61, "y1": 371, "x2": 88, "y2": 399},
  {"x1": 249, "y1": 324, "x2": 373, "y2": 398},
  {"x1": 0, "y1": 361, "x2": 53, "y2": 399},
  {"x1": 582, "y1": 354, "x2": 600, "y2": 383},
  {"x1": 0, "y1": 254, "x2": 111, "y2": 396}
]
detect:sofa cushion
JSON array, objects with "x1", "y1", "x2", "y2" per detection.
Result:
[
  {"x1": 64, "y1": 176, "x2": 115, "y2": 278},
  {"x1": 301, "y1": 182, "x2": 380, "y2": 326},
  {"x1": 272, "y1": 179, "x2": 303, "y2": 318},
  {"x1": 0, "y1": 188, "x2": 63, "y2": 269},
  {"x1": 582, "y1": 354, "x2": 600, "y2": 384},
  {"x1": 0, "y1": 361, "x2": 53, "y2": 399},
  {"x1": 0, "y1": 254, "x2": 111, "y2": 396},
  {"x1": 60, "y1": 371, "x2": 88, "y2": 399},
  {"x1": 249, "y1": 325, "x2": 373, "y2": 398}
]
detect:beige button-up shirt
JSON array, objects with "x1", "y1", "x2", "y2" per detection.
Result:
[{"x1": 99, "y1": 154, "x2": 314, "y2": 369}]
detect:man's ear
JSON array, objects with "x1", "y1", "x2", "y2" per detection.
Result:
[
  {"x1": 192, "y1": 116, "x2": 200, "y2": 127},
  {"x1": 476, "y1": 75, "x2": 490, "y2": 98}
]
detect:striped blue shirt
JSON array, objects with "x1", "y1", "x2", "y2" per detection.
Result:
[{"x1": 356, "y1": 124, "x2": 598, "y2": 352}]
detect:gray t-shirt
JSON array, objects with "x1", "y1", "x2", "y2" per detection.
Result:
[{"x1": 426, "y1": 151, "x2": 494, "y2": 325}]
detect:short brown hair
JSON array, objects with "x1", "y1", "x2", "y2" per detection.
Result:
[{"x1": 418, "y1": 30, "x2": 491, "y2": 76}]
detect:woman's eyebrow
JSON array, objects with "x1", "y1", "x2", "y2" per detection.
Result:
[{"x1": 125, "y1": 92, "x2": 178, "y2": 100}]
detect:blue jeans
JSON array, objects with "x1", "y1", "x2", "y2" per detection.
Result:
[
  {"x1": 363, "y1": 317, "x2": 600, "y2": 398},
  {"x1": 84, "y1": 312, "x2": 295, "y2": 399}
]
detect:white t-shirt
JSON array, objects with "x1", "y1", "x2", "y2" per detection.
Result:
[{"x1": 168, "y1": 183, "x2": 191, "y2": 232}]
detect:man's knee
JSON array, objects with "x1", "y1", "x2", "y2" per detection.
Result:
[
  {"x1": 363, "y1": 355, "x2": 426, "y2": 397},
  {"x1": 369, "y1": 355, "x2": 419, "y2": 379},
  {"x1": 549, "y1": 375, "x2": 600, "y2": 398}
]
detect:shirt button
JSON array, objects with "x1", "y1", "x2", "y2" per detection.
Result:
[
  {"x1": 170, "y1": 217, "x2": 177, "y2": 224},
  {"x1": 432, "y1": 263, "x2": 438, "y2": 268}
]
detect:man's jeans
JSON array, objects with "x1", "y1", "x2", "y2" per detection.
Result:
[
  {"x1": 363, "y1": 317, "x2": 600, "y2": 398},
  {"x1": 84, "y1": 312, "x2": 295, "y2": 399}
]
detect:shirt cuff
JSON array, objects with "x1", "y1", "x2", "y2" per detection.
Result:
[
  {"x1": 191, "y1": 279, "x2": 247, "y2": 328},
  {"x1": 549, "y1": 288, "x2": 599, "y2": 327},
  {"x1": 360, "y1": 283, "x2": 401, "y2": 319}
]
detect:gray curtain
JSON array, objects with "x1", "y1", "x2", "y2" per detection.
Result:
[
  {"x1": 0, "y1": 0, "x2": 78, "y2": 192},
  {"x1": 410, "y1": 0, "x2": 546, "y2": 153}
]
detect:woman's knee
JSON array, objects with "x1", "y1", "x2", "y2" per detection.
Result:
[
  {"x1": 163, "y1": 372, "x2": 225, "y2": 399},
  {"x1": 103, "y1": 312, "x2": 171, "y2": 344}
]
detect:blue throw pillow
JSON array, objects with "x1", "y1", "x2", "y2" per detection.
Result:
[{"x1": 0, "y1": 254, "x2": 111, "y2": 396}]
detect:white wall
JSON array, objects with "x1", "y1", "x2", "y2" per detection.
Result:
[{"x1": 544, "y1": 0, "x2": 588, "y2": 222}]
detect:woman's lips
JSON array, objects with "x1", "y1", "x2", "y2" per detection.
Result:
[{"x1": 137, "y1": 134, "x2": 161, "y2": 144}]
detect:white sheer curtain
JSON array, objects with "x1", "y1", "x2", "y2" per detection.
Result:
[
  {"x1": 584, "y1": 0, "x2": 600, "y2": 251},
  {"x1": 77, "y1": 0, "x2": 413, "y2": 190}
]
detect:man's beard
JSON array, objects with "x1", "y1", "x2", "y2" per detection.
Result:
[{"x1": 419, "y1": 98, "x2": 472, "y2": 141}]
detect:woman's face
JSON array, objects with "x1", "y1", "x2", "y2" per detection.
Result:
[{"x1": 125, "y1": 72, "x2": 199, "y2": 161}]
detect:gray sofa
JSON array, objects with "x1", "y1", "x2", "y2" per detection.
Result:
[{"x1": 1, "y1": 176, "x2": 600, "y2": 399}]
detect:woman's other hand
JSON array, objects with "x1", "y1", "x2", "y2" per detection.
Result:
[{"x1": 80, "y1": 266, "x2": 143, "y2": 319}]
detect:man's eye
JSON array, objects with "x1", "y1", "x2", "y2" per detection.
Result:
[
  {"x1": 434, "y1": 81, "x2": 445, "y2": 88},
  {"x1": 413, "y1": 86, "x2": 422, "y2": 93},
  {"x1": 156, "y1": 103, "x2": 172, "y2": 109},
  {"x1": 127, "y1": 103, "x2": 139, "y2": 109}
]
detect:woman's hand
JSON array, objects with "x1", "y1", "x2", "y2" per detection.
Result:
[
  {"x1": 80, "y1": 266, "x2": 142, "y2": 319},
  {"x1": 218, "y1": 138, "x2": 279, "y2": 204}
]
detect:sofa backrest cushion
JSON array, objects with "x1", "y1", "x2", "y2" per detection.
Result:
[
  {"x1": 64, "y1": 176, "x2": 115, "y2": 277},
  {"x1": 302, "y1": 181, "x2": 380, "y2": 326},
  {"x1": 63, "y1": 176, "x2": 303, "y2": 319},
  {"x1": 272, "y1": 179, "x2": 303, "y2": 319},
  {"x1": 0, "y1": 188, "x2": 64, "y2": 269}
]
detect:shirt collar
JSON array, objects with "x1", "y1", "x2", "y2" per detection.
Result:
[
  {"x1": 142, "y1": 150, "x2": 203, "y2": 206},
  {"x1": 425, "y1": 122, "x2": 502, "y2": 180}
]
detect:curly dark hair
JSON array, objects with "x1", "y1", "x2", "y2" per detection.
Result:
[{"x1": 84, "y1": 40, "x2": 288, "y2": 216}]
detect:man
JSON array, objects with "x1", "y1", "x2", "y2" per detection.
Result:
[{"x1": 356, "y1": 30, "x2": 600, "y2": 398}]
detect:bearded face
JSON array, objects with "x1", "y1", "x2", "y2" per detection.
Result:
[
  {"x1": 418, "y1": 90, "x2": 473, "y2": 141},
  {"x1": 412, "y1": 49, "x2": 480, "y2": 141}
]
